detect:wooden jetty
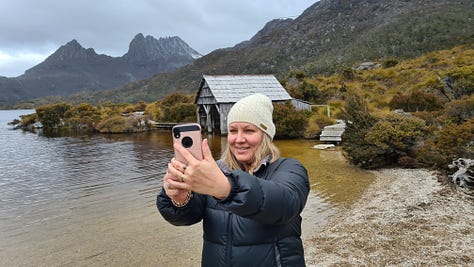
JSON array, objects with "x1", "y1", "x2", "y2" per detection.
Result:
[{"x1": 149, "y1": 121, "x2": 178, "y2": 130}]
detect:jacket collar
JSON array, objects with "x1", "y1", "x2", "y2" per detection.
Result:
[{"x1": 217, "y1": 156, "x2": 270, "y2": 175}]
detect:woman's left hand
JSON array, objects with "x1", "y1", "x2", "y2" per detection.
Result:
[
  {"x1": 171, "y1": 139, "x2": 231, "y2": 199},
  {"x1": 163, "y1": 161, "x2": 190, "y2": 204}
]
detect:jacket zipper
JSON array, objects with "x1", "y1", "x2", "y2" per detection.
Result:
[
  {"x1": 274, "y1": 241, "x2": 282, "y2": 267},
  {"x1": 225, "y1": 212, "x2": 233, "y2": 266}
]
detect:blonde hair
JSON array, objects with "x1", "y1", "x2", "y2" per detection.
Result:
[{"x1": 221, "y1": 133, "x2": 280, "y2": 173}]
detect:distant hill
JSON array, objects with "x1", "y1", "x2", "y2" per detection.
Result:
[
  {"x1": 0, "y1": 34, "x2": 201, "y2": 107},
  {"x1": 72, "y1": 0, "x2": 472, "y2": 105}
]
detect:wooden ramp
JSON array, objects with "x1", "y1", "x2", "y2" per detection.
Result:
[{"x1": 319, "y1": 121, "x2": 346, "y2": 143}]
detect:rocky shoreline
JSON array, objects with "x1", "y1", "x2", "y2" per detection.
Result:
[{"x1": 304, "y1": 168, "x2": 474, "y2": 266}]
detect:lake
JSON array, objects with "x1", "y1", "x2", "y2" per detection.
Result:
[{"x1": 0, "y1": 109, "x2": 375, "y2": 266}]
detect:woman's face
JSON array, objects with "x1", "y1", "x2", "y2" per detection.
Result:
[{"x1": 228, "y1": 122, "x2": 264, "y2": 167}]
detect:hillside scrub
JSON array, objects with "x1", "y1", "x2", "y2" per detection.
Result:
[{"x1": 284, "y1": 45, "x2": 473, "y2": 175}]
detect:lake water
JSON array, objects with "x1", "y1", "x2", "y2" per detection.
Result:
[{"x1": 0, "y1": 109, "x2": 375, "y2": 266}]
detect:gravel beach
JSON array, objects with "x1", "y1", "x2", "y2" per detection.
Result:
[{"x1": 304, "y1": 168, "x2": 474, "y2": 266}]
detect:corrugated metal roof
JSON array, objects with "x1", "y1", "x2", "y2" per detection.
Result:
[{"x1": 202, "y1": 75, "x2": 292, "y2": 103}]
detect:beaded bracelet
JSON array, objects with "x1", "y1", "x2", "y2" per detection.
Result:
[{"x1": 171, "y1": 191, "x2": 192, "y2": 207}]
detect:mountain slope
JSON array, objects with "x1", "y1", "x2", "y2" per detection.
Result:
[
  {"x1": 0, "y1": 34, "x2": 201, "y2": 107},
  {"x1": 81, "y1": 0, "x2": 473, "y2": 104}
]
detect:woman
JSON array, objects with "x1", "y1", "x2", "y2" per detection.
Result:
[{"x1": 157, "y1": 93, "x2": 310, "y2": 266}]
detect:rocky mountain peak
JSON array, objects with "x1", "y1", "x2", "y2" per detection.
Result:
[
  {"x1": 48, "y1": 39, "x2": 98, "y2": 61},
  {"x1": 123, "y1": 33, "x2": 202, "y2": 63},
  {"x1": 24, "y1": 39, "x2": 101, "y2": 75}
]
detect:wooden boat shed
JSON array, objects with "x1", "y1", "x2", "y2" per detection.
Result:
[{"x1": 195, "y1": 74, "x2": 299, "y2": 134}]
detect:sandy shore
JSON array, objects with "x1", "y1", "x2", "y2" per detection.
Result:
[{"x1": 304, "y1": 168, "x2": 474, "y2": 266}]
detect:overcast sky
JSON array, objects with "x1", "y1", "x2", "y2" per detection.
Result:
[{"x1": 0, "y1": 0, "x2": 317, "y2": 78}]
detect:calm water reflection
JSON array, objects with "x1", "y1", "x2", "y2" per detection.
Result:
[{"x1": 0, "y1": 110, "x2": 374, "y2": 266}]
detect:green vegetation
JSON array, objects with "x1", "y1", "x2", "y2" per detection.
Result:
[
  {"x1": 36, "y1": 102, "x2": 71, "y2": 129},
  {"x1": 158, "y1": 93, "x2": 196, "y2": 122},
  {"x1": 13, "y1": 45, "x2": 474, "y2": 173},
  {"x1": 273, "y1": 101, "x2": 309, "y2": 139},
  {"x1": 21, "y1": 93, "x2": 197, "y2": 134},
  {"x1": 288, "y1": 45, "x2": 473, "y2": 170}
]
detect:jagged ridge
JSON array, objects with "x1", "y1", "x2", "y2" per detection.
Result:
[{"x1": 0, "y1": 34, "x2": 202, "y2": 106}]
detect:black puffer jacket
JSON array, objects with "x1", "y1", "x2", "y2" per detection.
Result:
[{"x1": 157, "y1": 157, "x2": 310, "y2": 267}]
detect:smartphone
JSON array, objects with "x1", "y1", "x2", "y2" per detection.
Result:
[{"x1": 172, "y1": 123, "x2": 203, "y2": 164}]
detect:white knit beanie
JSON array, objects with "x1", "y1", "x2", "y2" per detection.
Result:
[{"x1": 227, "y1": 93, "x2": 276, "y2": 139}]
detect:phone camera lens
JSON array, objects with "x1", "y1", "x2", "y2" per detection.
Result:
[
  {"x1": 181, "y1": 136, "x2": 193, "y2": 148},
  {"x1": 173, "y1": 129, "x2": 180, "y2": 138}
]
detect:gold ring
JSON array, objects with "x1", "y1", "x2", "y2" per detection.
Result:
[{"x1": 179, "y1": 174, "x2": 185, "y2": 182}]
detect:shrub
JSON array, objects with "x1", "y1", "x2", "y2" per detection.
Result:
[
  {"x1": 273, "y1": 101, "x2": 309, "y2": 139},
  {"x1": 340, "y1": 93, "x2": 382, "y2": 169},
  {"x1": 145, "y1": 102, "x2": 161, "y2": 121},
  {"x1": 134, "y1": 101, "x2": 147, "y2": 111},
  {"x1": 96, "y1": 115, "x2": 130, "y2": 133},
  {"x1": 383, "y1": 59, "x2": 399, "y2": 68},
  {"x1": 8, "y1": 118, "x2": 21, "y2": 125},
  {"x1": 64, "y1": 103, "x2": 101, "y2": 131},
  {"x1": 36, "y1": 102, "x2": 72, "y2": 129},
  {"x1": 415, "y1": 118, "x2": 474, "y2": 169},
  {"x1": 341, "y1": 67, "x2": 355, "y2": 80},
  {"x1": 304, "y1": 112, "x2": 334, "y2": 139},
  {"x1": 438, "y1": 94, "x2": 474, "y2": 124},
  {"x1": 446, "y1": 66, "x2": 474, "y2": 99},
  {"x1": 162, "y1": 103, "x2": 196, "y2": 122},
  {"x1": 366, "y1": 113, "x2": 428, "y2": 154},
  {"x1": 160, "y1": 93, "x2": 193, "y2": 107},
  {"x1": 341, "y1": 93, "x2": 429, "y2": 169},
  {"x1": 436, "y1": 119, "x2": 474, "y2": 160},
  {"x1": 21, "y1": 113, "x2": 37, "y2": 125},
  {"x1": 287, "y1": 80, "x2": 326, "y2": 103},
  {"x1": 414, "y1": 139, "x2": 449, "y2": 168},
  {"x1": 389, "y1": 90, "x2": 444, "y2": 112},
  {"x1": 398, "y1": 156, "x2": 418, "y2": 168}
]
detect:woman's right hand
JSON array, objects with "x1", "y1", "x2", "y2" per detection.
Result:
[{"x1": 173, "y1": 139, "x2": 231, "y2": 200}]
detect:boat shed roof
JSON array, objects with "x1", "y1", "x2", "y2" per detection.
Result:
[{"x1": 198, "y1": 74, "x2": 292, "y2": 103}]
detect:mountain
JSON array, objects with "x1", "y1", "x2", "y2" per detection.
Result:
[
  {"x1": 6, "y1": 0, "x2": 474, "y2": 108},
  {"x1": 0, "y1": 34, "x2": 201, "y2": 107},
  {"x1": 71, "y1": 0, "x2": 472, "y2": 105}
]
